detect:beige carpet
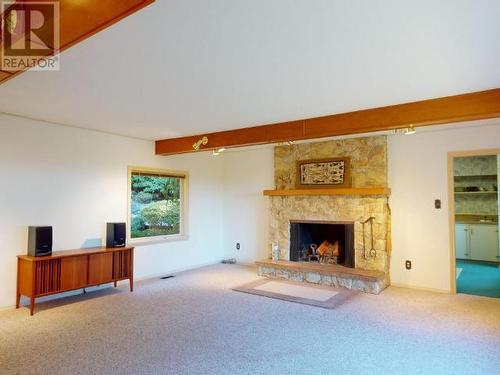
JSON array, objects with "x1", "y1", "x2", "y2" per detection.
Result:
[
  {"x1": 1, "y1": 264, "x2": 499, "y2": 375},
  {"x1": 233, "y1": 278, "x2": 357, "y2": 308}
]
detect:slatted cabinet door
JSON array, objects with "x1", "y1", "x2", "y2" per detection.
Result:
[
  {"x1": 113, "y1": 250, "x2": 131, "y2": 279},
  {"x1": 34, "y1": 259, "x2": 62, "y2": 296}
]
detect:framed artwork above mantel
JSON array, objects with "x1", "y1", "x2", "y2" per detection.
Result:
[{"x1": 296, "y1": 157, "x2": 351, "y2": 189}]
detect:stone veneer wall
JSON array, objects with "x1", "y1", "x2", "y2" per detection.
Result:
[
  {"x1": 275, "y1": 136, "x2": 387, "y2": 189},
  {"x1": 269, "y1": 136, "x2": 391, "y2": 278}
]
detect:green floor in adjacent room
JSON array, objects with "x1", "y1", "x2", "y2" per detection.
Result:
[{"x1": 457, "y1": 260, "x2": 500, "y2": 298}]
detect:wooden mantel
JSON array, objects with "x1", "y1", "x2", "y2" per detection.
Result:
[
  {"x1": 263, "y1": 187, "x2": 390, "y2": 197},
  {"x1": 155, "y1": 88, "x2": 500, "y2": 155}
]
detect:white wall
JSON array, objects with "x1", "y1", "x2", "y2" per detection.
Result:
[
  {"x1": 388, "y1": 120, "x2": 500, "y2": 292},
  {"x1": 0, "y1": 114, "x2": 224, "y2": 309},
  {"x1": 222, "y1": 148, "x2": 274, "y2": 264}
]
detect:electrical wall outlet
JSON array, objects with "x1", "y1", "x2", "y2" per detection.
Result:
[
  {"x1": 405, "y1": 260, "x2": 412, "y2": 270},
  {"x1": 435, "y1": 199, "x2": 441, "y2": 209},
  {"x1": 236, "y1": 242, "x2": 240, "y2": 250}
]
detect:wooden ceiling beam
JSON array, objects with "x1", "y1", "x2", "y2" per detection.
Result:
[
  {"x1": 0, "y1": 70, "x2": 13, "y2": 81},
  {"x1": 155, "y1": 88, "x2": 500, "y2": 155}
]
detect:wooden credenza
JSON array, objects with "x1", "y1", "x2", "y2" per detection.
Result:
[{"x1": 17, "y1": 246, "x2": 134, "y2": 315}]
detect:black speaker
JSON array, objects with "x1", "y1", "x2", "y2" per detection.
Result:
[
  {"x1": 27, "y1": 226, "x2": 53, "y2": 257},
  {"x1": 106, "y1": 223, "x2": 126, "y2": 248}
]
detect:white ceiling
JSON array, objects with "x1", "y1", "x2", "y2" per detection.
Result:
[{"x1": 1, "y1": 0, "x2": 499, "y2": 140}]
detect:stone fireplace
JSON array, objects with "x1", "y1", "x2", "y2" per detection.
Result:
[{"x1": 257, "y1": 135, "x2": 391, "y2": 294}]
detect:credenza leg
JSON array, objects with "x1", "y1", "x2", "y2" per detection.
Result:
[
  {"x1": 114, "y1": 280, "x2": 117, "y2": 288},
  {"x1": 129, "y1": 277, "x2": 133, "y2": 292},
  {"x1": 29, "y1": 297, "x2": 35, "y2": 316},
  {"x1": 16, "y1": 260, "x2": 20, "y2": 309}
]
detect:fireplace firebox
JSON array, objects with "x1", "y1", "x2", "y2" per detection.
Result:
[{"x1": 289, "y1": 221, "x2": 355, "y2": 268}]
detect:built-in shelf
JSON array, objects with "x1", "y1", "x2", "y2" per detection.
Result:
[
  {"x1": 454, "y1": 174, "x2": 497, "y2": 179},
  {"x1": 455, "y1": 214, "x2": 498, "y2": 225},
  {"x1": 263, "y1": 187, "x2": 390, "y2": 197},
  {"x1": 454, "y1": 191, "x2": 498, "y2": 195}
]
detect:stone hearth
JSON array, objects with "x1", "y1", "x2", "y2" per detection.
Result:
[{"x1": 256, "y1": 260, "x2": 386, "y2": 294}]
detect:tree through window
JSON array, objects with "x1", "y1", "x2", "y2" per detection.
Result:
[{"x1": 129, "y1": 169, "x2": 186, "y2": 240}]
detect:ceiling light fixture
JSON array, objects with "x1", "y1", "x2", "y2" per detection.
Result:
[
  {"x1": 192, "y1": 136, "x2": 208, "y2": 151},
  {"x1": 393, "y1": 125, "x2": 417, "y2": 136},
  {"x1": 277, "y1": 141, "x2": 294, "y2": 146},
  {"x1": 404, "y1": 125, "x2": 416, "y2": 135},
  {"x1": 212, "y1": 147, "x2": 225, "y2": 156},
  {"x1": 4, "y1": 9, "x2": 18, "y2": 34}
]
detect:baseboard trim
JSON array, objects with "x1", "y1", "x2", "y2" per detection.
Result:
[
  {"x1": 134, "y1": 260, "x2": 222, "y2": 281},
  {"x1": 231, "y1": 261, "x2": 258, "y2": 268},
  {"x1": 0, "y1": 304, "x2": 15, "y2": 312},
  {"x1": 390, "y1": 282, "x2": 451, "y2": 294}
]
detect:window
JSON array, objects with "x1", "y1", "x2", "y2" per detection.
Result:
[{"x1": 128, "y1": 167, "x2": 187, "y2": 242}]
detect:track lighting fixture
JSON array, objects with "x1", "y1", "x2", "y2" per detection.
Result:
[
  {"x1": 404, "y1": 125, "x2": 416, "y2": 135},
  {"x1": 192, "y1": 136, "x2": 208, "y2": 150},
  {"x1": 212, "y1": 148, "x2": 226, "y2": 156},
  {"x1": 393, "y1": 125, "x2": 416, "y2": 136}
]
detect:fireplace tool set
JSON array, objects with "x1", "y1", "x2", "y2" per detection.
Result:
[{"x1": 360, "y1": 216, "x2": 377, "y2": 259}]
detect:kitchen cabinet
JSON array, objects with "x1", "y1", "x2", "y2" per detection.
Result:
[
  {"x1": 470, "y1": 224, "x2": 499, "y2": 262},
  {"x1": 455, "y1": 223, "x2": 499, "y2": 262},
  {"x1": 455, "y1": 224, "x2": 470, "y2": 259}
]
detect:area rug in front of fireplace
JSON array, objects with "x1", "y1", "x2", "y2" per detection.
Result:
[{"x1": 233, "y1": 279, "x2": 358, "y2": 309}]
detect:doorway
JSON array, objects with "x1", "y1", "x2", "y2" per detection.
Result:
[{"x1": 449, "y1": 151, "x2": 500, "y2": 298}]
